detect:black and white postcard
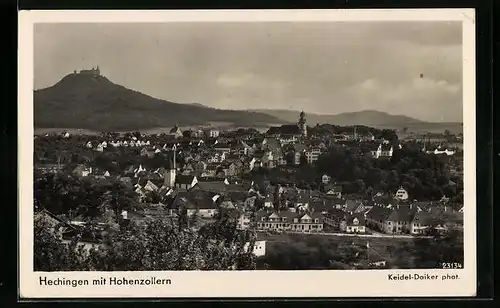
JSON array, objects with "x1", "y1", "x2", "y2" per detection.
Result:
[{"x1": 19, "y1": 9, "x2": 476, "y2": 298}]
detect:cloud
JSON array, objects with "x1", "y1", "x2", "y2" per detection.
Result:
[
  {"x1": 343, "y1": 77, "x2": 462, "y2": 122},
  {"x1": 34, "y1": 21, "x2": 463, "y2": 122}
]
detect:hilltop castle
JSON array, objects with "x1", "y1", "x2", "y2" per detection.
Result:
[{"x1": 75, "y1": 66, "x2": 101, "y2": 76}]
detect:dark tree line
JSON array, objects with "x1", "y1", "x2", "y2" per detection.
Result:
[
  {"x1": 34, "y1": 171, "x2": 136, "y2": 218},
  {"x1": 256, "y1": 227, "x2": 463, "y2": 270},
  {"x1": 34, "y1": 204, "x2": 257, "y2": 271}
]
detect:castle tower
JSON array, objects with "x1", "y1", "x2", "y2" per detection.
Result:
[
  {"x1": 298, "y1": 110, "x2": 307, "y2": 137},
  {"x1": 96, "y1": 65, "x2": 100, "y2": 76},
  {"x1": 164, "y1": 144, "x2": 177, "y2": 187}
]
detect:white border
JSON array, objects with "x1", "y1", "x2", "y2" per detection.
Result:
[{"x1": 18, "y1": 9, "x2": 476, "y2": 298}]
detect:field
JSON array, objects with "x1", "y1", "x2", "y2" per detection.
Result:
[{"x1": 256, "y1": 231, "x2": 419, "y2": 269}]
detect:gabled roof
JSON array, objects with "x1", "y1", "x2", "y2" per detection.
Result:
[
  {"x1": 344, "y1": 199, "x2": 363, "y2": 212},
  {"x1": 168, "y1": 190, "x2": 217, "y2": 210},
  {"x1": 345, "y1": 213, "x2": 366, "y2": 226},
  {"x1": 214, "y1": 143, "x2": 231, "y2": 149},
  {"x1": 175, "y1": 175, "x2": 196, "y2": 185},
  {"x1": 380, "y1": 144, "x2": 393, "y2": 151},
  {"x1": 365, "y1": 206, "x2": 393, "y2": 221},
  {"x1": 169, "y1": 126, "x2": 182, "y2": 133},
  {"x1": 386, "y1": 207, "x2": 417, "y2": 222},
  {"x1": 326, "y1": 208, "x2": 347, "y2": 219},
  {"x1": 267, "y1": 125, "x2": 302, "y2": 136},
  {"x1": 412, "y1": 211, "x2": 433, "y2": 225},
  {"x1": 194, "y1": 181, "x2": 227, "y2": 193}
]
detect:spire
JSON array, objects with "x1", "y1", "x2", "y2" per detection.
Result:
[{"x1": 172, "y1": 144, "x2": 176, "y2": 170}]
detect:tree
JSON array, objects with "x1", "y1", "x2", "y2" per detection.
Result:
[
  {"x1": 34, "y1": 206, "x2": 257, "y2": 271},
  {"x1": 34, "y1": 214, "x2": 88, "y2": 271},
  {"x1": 102, "y1": 182, "x2": 136, "y2": 221},
  {"x1": 413, "y1": 228, "x2": 464, "y2": 268}
]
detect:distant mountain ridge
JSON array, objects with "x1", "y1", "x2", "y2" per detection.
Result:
[
  {"x1": 34, "y1": 73, "x2": 288, "y2": 131},
  {"x1": 250, "y1": 109, "x2": 461, "y2": 133}
]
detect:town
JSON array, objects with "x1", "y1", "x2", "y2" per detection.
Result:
[{"x1": 34, "y1": 111, "x2": 464, "y2": 271}]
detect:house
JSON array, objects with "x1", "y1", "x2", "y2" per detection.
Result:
[
  {"x1": 168, "y1": 126, "x2": 183, "y2": 139},
  {"x1": 237, "y1": 212, "x2": 252, "y2": 230},
  {"x1": 394, "y1": 187, "x2": 409, "y2": 200},
  {"x1": 326, "y1": 185, "x2": 342, "y2": 198},
  {"x1": 263, "y1": 194, "x2": 274, "y2": 208},
  {"x1": 244, "y1": 157, "x2": 257, "y2": 172},
  {"x1": 295, "y1": 195, "x2": 311, "y2": 211},
  {"x1": 383, "y1": 206, "x2": 418, "y2": 234},
  {"x1": 140, "y1": 147, "x2": 156, "y2": 158},
  {"x1": 233, "y1": 140, "x2": 254, "y2": 156},
  {"x1": 341, "y1": 213, "x2": 366, "y2": 233},
  {"x1": 95, "y1": 143, "x2": 104, "y2": 152},
  {"x1": 201, "y1": 164, "x2": 219, "y2": 177},
  {"x1": 365, "y1": 206, "x2": 393, "y2": 232},
  {"x1": 244, "y1": 240, "x2": 266, "y2": 257},
  {"x1": 305, "y1": 148, "x2": 322, "y2": 164},
  {"x1": 360, "y1": 133, "x2": 375, "y2": 142},
  {"x1": 425, "y1": 145, "x2": 456, "y2": 156},
  {"x1": 325, "y1": 197, "x2": 347, "y2": 209},
  {"x1": 175, "y1": 175, "x2": 198, "y2": 190},
  {"x1": 143, "y1": 180, "x2": 159, "y2": 192},
  {"x1": 344, "y1": 199, "x2": 365, "y2": 213},
  {"x1": 323, "y1": 208, "x2": 347, "y2": 228},
  {"x1": 372, "y1": 144, "x2": 393, "y2": 159},
  {"x1": 193, "y1": 161, "x2": 207, "y2": 173},
  {"x1": 410, "y1": 210, "x2": 433, "y2": 235},
  {"x1": 72, "y1": 165, "x2": 93, "y2": 177},
  {"x1": 259, "y1": 151, "x2": 275, "y2": 168},
  {"x1": 167, "y1": 191, "x2": 218, "y2": 218},
  {"x1": 266, "y1": 125, "x2": 303, "y2": 144},
  {"x1": 205, "y1": 129, "x2": 220, "y2": 138},
  {"x1": 36, "y1": 163, "x2": 64, "y2": 174},
  {"x1": 214, "y1": 143, "x2": 231, "y2": 153},
  {"x1": 255, "y1": 211, "x2": 323, "y2": 233},
  {"x1": 35, "y1": 209, "x2": 78, "y2": 240},
  {"x1": 243, "y1": 196, "x2": 257, "y2": 209},
  {"x1": 321, "y1": 174, "x2": 331, "y2": 184},
  {"x1": 191, "y1": 180, "x2": 227, "y2": 194},
  {"x1": 181, "y1": 163, "x2": 195, "y2": 175}
]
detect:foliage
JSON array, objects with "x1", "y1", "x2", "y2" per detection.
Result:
[
  {"x1": 34, "y1": 208, "x2": 257, "y2": 271},
  {"x1": 34, "y1": 172, "x2": 136, "y2": 219},
  {"x1": 412, "y1": 228, "x2": 464, "y2": 268}
]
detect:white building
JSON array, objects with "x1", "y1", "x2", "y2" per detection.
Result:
[
  {"x1": 305, "y1": 148, "x2": 322, "y2": 164},
  {"x1": 243, "y1": 240, "x2": 266, "y2": 257},
  {"x1": 394, "y1": 187, "x2": 409, "y2": 200},
  {"x1": 205, "y1": 129, "x2": 220, "y2": 138},
  {"x1": 372, "y1": 144, "x2": 393, "y2": 159}
]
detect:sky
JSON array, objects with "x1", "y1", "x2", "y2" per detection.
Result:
[{"x1": 34, "y1": 21, "x2": 463, "y2": 122}]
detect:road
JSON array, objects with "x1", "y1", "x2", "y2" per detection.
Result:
[{"x1": 281, "y1": 231, "x2": 432, "y2": 239}]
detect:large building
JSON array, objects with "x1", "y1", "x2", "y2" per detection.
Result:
[
  {"x1": 266, "y1": 111, "x2": 308, "y2": 142},
  {"x1": 78, "y1": 66, "x2": 100, "y2": 76}
]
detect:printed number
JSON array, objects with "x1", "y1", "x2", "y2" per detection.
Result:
[{"x1": 441, "y1": 262, "x2": 463, "y2": 269}]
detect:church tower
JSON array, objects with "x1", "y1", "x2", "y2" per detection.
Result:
[
  {"x1": 164, "y1": 144, "x2": 177, "y2": 187},
  {"x1": 298, "y1": 110, "x2": 307, "y2": 137}
]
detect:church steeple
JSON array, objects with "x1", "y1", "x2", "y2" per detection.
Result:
[
  {"x1": 164, "y1": 144, "x2": 177, "y2": 187},
  {"x1": 298, "y1": 110, "x2": 307, "y2": 137}
]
